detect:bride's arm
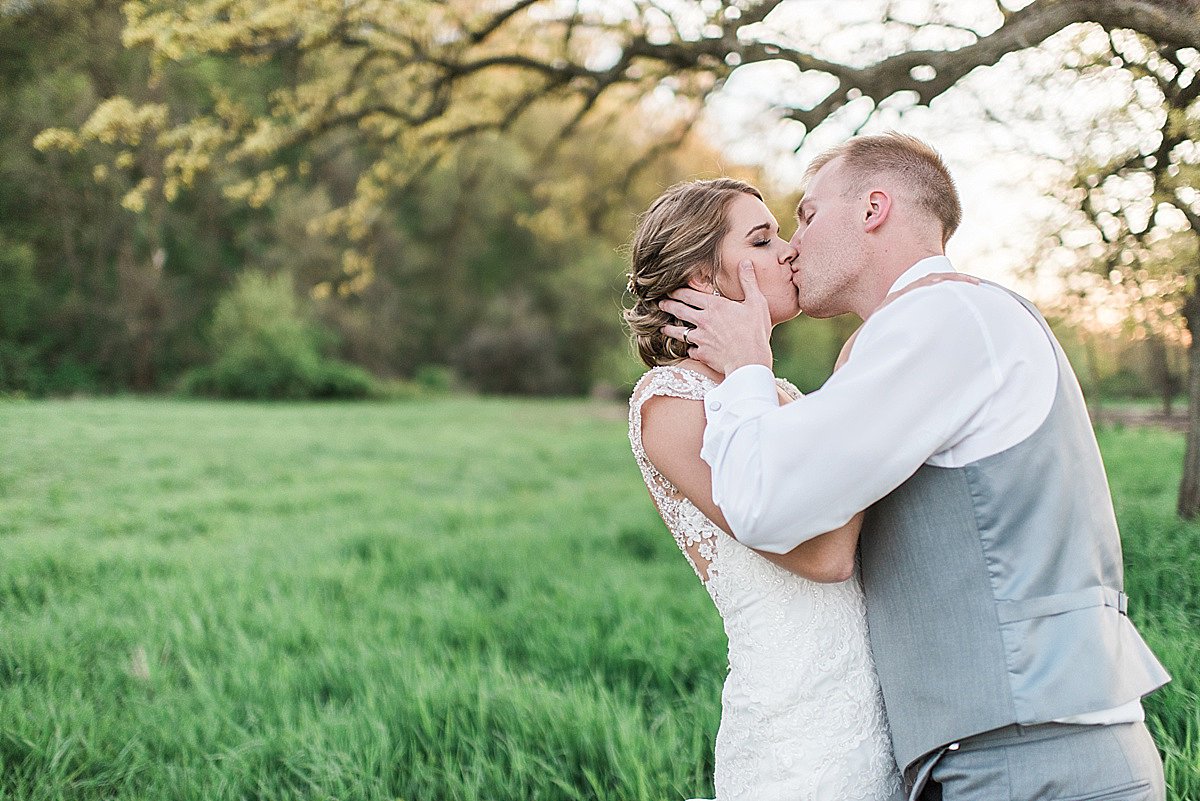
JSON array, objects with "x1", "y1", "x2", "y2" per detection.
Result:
[{"x1": 641, "y1": 393, "x2": 861, "y2": 583}]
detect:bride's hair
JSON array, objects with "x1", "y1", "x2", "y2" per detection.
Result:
[{"x1": 624, "y1": 178, "x2": 762, "y2": 367}]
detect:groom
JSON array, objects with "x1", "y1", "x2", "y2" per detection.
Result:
[{"x1": 660, "y1": 133, "x2": 1171, "y2": 801}]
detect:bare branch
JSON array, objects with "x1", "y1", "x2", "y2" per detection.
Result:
[
  {"x1": 230, "y1": 0, "x2": 1200, "y2": 174},
  {"x1": 468, "y1": 0, "x2": 542, "y2": 45},
  {"x1": 614, "y1": 111, "x2": 702, "y2": 197}
]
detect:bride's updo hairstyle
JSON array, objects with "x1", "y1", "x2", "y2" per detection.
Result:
[{"x1": 624, "y1": 178, "x2": 763, "y2": 367}]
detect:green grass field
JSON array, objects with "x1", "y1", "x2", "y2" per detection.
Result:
[{"x1": 0, "y1": 397, "x2": 1196, "y2": 800}]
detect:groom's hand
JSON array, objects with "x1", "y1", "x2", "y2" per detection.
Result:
[{"x1": 659, "y1": 260, "x2": 773, "y2": 376}]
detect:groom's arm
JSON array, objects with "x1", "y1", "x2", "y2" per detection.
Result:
[{"x1": 700, "y1": 288, "x2": 999, "y2": 553}]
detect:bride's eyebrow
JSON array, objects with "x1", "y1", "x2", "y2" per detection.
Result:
[{"x1": 745, "y1": 222, "x2": 772, "y2": 238}]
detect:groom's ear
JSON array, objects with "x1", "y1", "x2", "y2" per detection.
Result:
[{"x1": 863, "y1": 190, "x2": 892, "y2": 233}]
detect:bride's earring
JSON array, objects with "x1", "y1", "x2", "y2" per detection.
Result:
[{"x1": 714, "y1": 287, "x2": 722, "y2": 298}]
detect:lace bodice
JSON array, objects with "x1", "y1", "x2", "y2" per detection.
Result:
[{"x1": 629, "y1": 366, "x2": 902, "y2": 801}]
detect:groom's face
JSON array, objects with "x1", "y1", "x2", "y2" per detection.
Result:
[{"x1": 789, "y1": 158, "x2": 866, "y2": 318}]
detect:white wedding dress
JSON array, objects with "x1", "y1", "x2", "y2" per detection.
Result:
[{"x1": 629, "y1": 366, "x2": 903, "y2": 801}]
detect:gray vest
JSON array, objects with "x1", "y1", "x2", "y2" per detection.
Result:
[{"x1": 861, "y1": 285, "x2": 1170, "y2": 774}]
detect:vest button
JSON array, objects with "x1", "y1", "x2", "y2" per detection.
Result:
[{"x1": 709, "y1": 400, "x2": 722, "y2": 412}]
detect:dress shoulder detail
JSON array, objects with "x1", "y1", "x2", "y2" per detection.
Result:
[
  {"x1": 628, "y1": 366, "x2": 720, "y2": 581},
  {"x1": 626, "y1": 366, "x2": 901, "y2": 800}
]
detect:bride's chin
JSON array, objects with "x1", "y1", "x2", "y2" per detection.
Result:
[{"x1": 772, "y1": 306, "x2": 803, "y2": 325}]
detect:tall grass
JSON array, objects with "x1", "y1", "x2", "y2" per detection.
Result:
[
  {"x1": 1097, "y1": 427, "x2": 1200, "y2": 799},
  {"x1": 0, "y1": 399, "x2": 1195, "y2": 799}
]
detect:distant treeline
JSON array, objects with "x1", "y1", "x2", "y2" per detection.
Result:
[
  {"x1": 0, "y1": 1, "x2": 1181, "y2": 401},
  {"x1": 0, "y1": 1, "x2": 806, "y2": 397}
]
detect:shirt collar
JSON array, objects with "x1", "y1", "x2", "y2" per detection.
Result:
[{"x1": 887, "y1": 255, "x2": 956, "y2": 295}]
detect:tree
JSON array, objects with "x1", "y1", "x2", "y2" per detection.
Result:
[
  {"x1": 34, "y1": 0, "x2": 1200, "y2": 507},
  {"x1": 40, "y1": 1, "x2": 1200, "y2": 202},
  {"x1": 6, "y1": 0, "x2": 742, "y2": 395},
  {"x1": 1023, "y1": 25, "x2": 1200, "y2": 515},
  {"x1": 0, "y1": 0, "x2": 264, "y2": 394}
]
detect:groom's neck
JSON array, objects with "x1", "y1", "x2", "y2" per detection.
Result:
[{"x1": 856, "y1": 246, "x2": 945, "y2": 319}]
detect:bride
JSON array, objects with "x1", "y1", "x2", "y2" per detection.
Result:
[{"x1": 624, "y1": 178, "x2": 902, "y2": 801}]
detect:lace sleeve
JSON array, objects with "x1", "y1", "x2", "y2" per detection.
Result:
[
  {"x1": 628, "y1": 366, "x2": 722, "y2": 582},
  {"x1": 775, "y1": 376, "x2": 804, "y2": 401}
]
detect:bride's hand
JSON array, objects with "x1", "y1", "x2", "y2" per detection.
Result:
[{"x1": 659, "y1": 260, "x2": 773, "y2": 376}]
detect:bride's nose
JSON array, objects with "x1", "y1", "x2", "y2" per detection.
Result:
[{"x1": 780, "y1": 241, "x2": 798, "y2": 265}]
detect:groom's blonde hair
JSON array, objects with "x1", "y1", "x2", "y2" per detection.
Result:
[{"x1": 804, "y1": 132, "x2": 961, "y2": 245}]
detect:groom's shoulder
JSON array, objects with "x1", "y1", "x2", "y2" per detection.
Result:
[
  {"x1": 873, "y1": 272, "x2": 987, "y2": 319},
  {"x1": 867, "y1": 273, "x2": 1034, "y2": 340},
  {"x1": 889, "y1": 272, "x2": 1027, "y2": 311}
]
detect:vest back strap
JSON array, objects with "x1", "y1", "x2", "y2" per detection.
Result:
[{"x1": 995, "y1": 586, "x2": 1127, "y2": 625}]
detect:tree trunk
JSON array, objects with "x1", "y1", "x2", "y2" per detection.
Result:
[
  {"x1": 1177, "y1": 285, "x2": 1200, "y2": 518},
  {"x1": 1145, "y1": 334, "x2": 1174, "y2": 417}
]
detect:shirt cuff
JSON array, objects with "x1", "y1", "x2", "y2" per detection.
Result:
[
  {"x1": 703, "y1": 364, "x2": 779, "y2": 420},
  {"x1": 700, "y1": 364, "x2": 780, "y2": 474}
]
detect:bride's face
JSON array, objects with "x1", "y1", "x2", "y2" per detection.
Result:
[{"x1": 701, "y1": 193, "x2": 801, "y2": 325}]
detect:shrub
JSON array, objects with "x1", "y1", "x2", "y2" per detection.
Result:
[
  {"x1": 0, "y1": 237, "x2": 35, "y2": 342},
  {"x1": 455, "y1": 293, "x2": 569, "y2": 395},
  {"x1": 414, "y1": 364, "x2": 457, "y2": 394},
  {"x1": 1095, "y1": 368, "x2": 1152, "y2": 400},
  {"x1": 0, "y1": 341, "x2": 33, "y2": 393},
  {"x1": 309, "y1": 360, "x2": 377, "y2": 399},
  {"x1": 180, "y1": 270, "x2": 379, "y2": 400}
]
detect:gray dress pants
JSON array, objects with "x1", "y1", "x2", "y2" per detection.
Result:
[{"x1": 913, "y1": 721, "x2": 1166, "y2": 801}]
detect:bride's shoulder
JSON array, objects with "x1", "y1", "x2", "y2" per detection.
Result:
[{"x1": 630, "y1": 363, "x2": 715, "y2": 407}]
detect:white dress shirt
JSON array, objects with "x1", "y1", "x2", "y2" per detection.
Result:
[{"x1": 700, "y1": 255, "x2": 1141, "y2": 725}]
